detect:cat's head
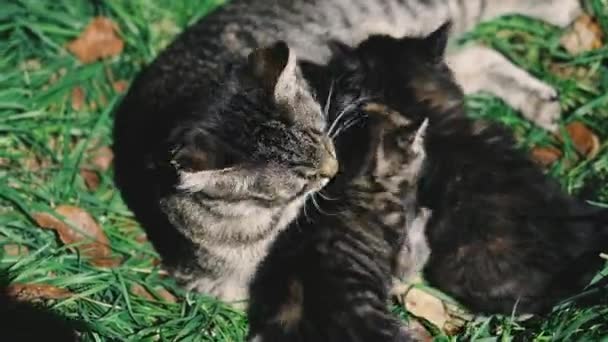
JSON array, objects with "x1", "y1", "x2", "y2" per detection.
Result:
[
  {"x1": 170, "y1": 42, "x2": 338, "y2": 204},
  {"x1": 362, "y1": 103, "x2": 428, "y2": 192}
]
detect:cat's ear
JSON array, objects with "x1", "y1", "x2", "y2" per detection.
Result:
[
  {"x1": 171, "y1": 144, "x2": 212, "y2": 172},
  {"x1": 248, "y1": 41, "x2": 298, "y2": 103},
  {"x1": 423, "y1": 21, "x2": 451, "y2": 61}
]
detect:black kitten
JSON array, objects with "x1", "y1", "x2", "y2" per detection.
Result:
[
  {"x1": 247, "y1": 104, "x2": 430, "y2": 342},
  {"x1": 302, "y1": 23, "x2": 608, "y2": 314}
]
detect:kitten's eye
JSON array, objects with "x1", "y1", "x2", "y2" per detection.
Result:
[{"x1": 396, "y1": 133, "x2": 412, "y2": 149}]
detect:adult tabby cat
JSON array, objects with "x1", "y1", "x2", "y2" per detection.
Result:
[
  {"x1": 301, "y1": 24, "x2": 608, "y2": 314},
  {"x1": 247, "y1": 102, "x2": 431, "y2": 342},
  {"x1": 113, "y1": 0, "x2": 582, "y2": 303}
]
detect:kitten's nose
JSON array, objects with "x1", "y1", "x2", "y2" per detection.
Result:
[{"x1": 318, "y1": 138, "x2": 338, "y2": 179}]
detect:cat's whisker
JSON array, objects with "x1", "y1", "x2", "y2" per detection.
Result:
[
  {"x1": 323, "y1": 80, "x2": 335, "y2": 119},
  {"x1": 311, "y1": 194, "x2": 334, "y2": 216},
  {"x1": 317, "y1": 190, "x2": 338, "y2": 201},
  {"x1": 302, "y1": 195, "x2": 312, "y2": 222}
]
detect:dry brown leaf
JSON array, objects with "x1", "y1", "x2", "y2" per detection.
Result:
[
  {"x1": 113, "y1": 80, "x2": 129, "y2": 93},
  {"x1": 32, "y1": 205, "x2": 121, "y2": 268},
  {"x1": 80, "y1": 168, "x2": 101, "y2": 191},
  {"x1": 24, "y1": 156, "x2": 42, "y2": 171},
  {"x1": 67, "y1": 17, "x2": 124, "y2": 63},
  {"x1": 90, "y1": 146, "x2": 114, "y2": 171},
  {"x1": 131, "y1": 283, "x2": 155, "y2": 301},
  {"x1": 407, "y1": 320, "x2": 433, "y2": 342},
  {"x1": 531, "y1": 146, "x2": 562, "y2": 167},
  {"x1": 564, "y1": 122, "x2": 600, "y2": 158},
  {"x1": 405, "y1": 288, "x2": 449, "y2": 331},
  {"x1": 560, "y1": 14, "x2": 604, "y2": 54},
  {"x1": 155, "y1": 287, "x2": 178, "y2": 303},
  {"x1": 71, "y1": 86, "x2": 86, "y2": 111},
  {"x1": 3, "y1": 244, "x2": 29, "y2": 257},
  {"x1": 7, "y1": 283, "x2": 72, "y2": 301},
  {"x1": 135, "y1": 233, "x2": 148, "y2": 244}
]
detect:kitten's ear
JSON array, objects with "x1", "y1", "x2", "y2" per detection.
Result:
[
  {"x1": 327, "y1": 40, "x2": 353, "y2": 58},
  {"x1": 410, "y1": 118, "x2": 429, "y2": 156},
  {"x1": 248, "y1": 41, "x2": 298, "y2": 103},
  {"x1": 424, "y1": 21, "x2": 451, "y2": 61}
]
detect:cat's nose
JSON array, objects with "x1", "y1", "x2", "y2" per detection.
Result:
[
  {"x1": 318, "y1": 137, "x2": 338, "y2": 179},
  {"x1": 319, "y1": 155, "x2": 338, "y2": 179}
]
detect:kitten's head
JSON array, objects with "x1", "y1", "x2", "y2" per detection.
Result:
[
  {"x1": 170, "y1": 42, "x2": 338, "y2": 204},
  {"x1": 361, "y1": 103, "x2": 428, "y2": 192},
  {"x1": 304, "y1": 22, "x2": 463, "y2": 127}
]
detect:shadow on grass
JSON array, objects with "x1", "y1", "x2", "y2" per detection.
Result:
[{"x1": 0, "y1": 270, "x2": 84, "y2": 342}]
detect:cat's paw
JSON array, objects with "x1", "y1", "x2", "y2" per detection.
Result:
[
  {"x1": 510, "y1": 77, "x2": 561, "y2": 132},
  {"x1": 541, "y1": 0, "x2": 583, "y2": 28}
]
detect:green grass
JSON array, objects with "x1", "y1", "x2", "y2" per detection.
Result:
[{"x1": 0, "y1": 0, "x2": 607, "y2": 341}]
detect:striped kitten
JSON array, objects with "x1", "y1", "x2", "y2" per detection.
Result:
[
  {"x1": 113, "y1": 0, "x2": 581, "y2": 302},
  {"x1": 247, "y1": 104, "x2": 431, "y2": 342}
]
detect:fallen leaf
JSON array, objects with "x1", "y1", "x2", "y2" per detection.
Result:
[
  {"x1": 32, "y1": 205, "x2": 121, "y2": 268},
  {"x1": 560, "y1": 14, "x2": 604, "y2": 54},
  {"x1": 90, "y1": 146, "x2": 114, "y2": 171},
  {"x1": 7, "y1": 283, "x2": 72, "y2": 301},
  {"x1": 531, "y1": 146, "x2": 562, "y2": 166},
  {"x1": 549, "y1": 63, "x2": 597, "y2": 84},
  {"x1": 135, "y1": 233, "x2": 148, "y2": 244},
  {"x1": 155, "y1": 287, "x2": 177, "y2": 303},
  {"x1": 80, "y1": 168, "x2": 101, "y2": 191},
  {"x1": 71, "y1": 86, "x2": 86, "y2": 111},
  {"x1": 113, "y1": 80, "x2": 129, "y2": 93},
  {"x1": 564, "y1": 122, "x2": 600, "y2": 158},
  {"x1": 67, "y1": 17, "x2": 124, "y2": 63},
  {"x1": 131, "y1": 283, "x2": 155, "y2": 301},
  {"x1": 407, "y1": 320, "x2": 433, "y2": 342},
  {"x1": 3, "y1": 244, "x2": 29, "y2": 257},
  {"x1": 405, "y1": 288, "x2": 449, "y2": 331}
]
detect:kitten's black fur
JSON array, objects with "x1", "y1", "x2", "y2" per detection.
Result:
[
  {"x1": 302, "y1": 24, "x2": 608, "y2": 314},
  {"x1": 247, "y1": 104, "x2": 430, "y2": 342}
]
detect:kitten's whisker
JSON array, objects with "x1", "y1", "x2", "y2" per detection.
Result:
[
  {"x1": 331, "y1": 117, "x2": 363, "y2": 139},
  {"x1": 327, "y1": 97, "x2": 370, "y2": 136}
]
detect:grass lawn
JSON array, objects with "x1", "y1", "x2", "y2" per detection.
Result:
[{"x1": 1, "y1": 0, "x2": 607, "y2": 340}]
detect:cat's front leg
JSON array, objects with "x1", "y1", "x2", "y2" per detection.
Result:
[{"x1": 447, "y1": 44, "x2": 560, "y2": 132}]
